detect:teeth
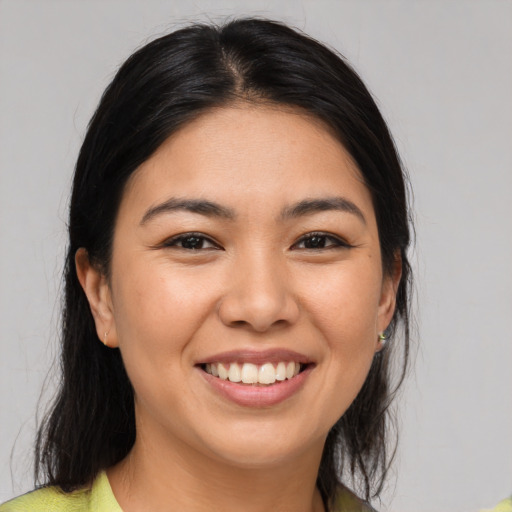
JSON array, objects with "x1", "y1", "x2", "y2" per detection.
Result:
[
  {"x1": 218, "y1": 363, "x2": 228, "y2": 380},
  {"x1": 275, "y1": 362, "x2": 286, "y2": 381},
  {"x1": 258, "y1": 363, "x2": 276, "y2": 384},
  {"x1": 286, "y1": 362, "x2": 295, "y2": 379},
  {"x1": 228, "y1": 363, "x2": 242, "y2": 382},
  {"x1": 241, "y1": 363, "x2": 258, "y2": 384},
  {"x1": 205, "y1": 361, "x2": 302, "y2": 384}
]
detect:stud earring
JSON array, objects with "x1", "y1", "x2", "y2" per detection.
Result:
[
  {"x1": 103, "y1": 330, "x2": 111, "y2": 347},
  {"x1": 378, "y1": 332, "x2": 388, "y2": 348}
]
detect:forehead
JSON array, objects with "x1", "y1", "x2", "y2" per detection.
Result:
[{"x1": 120, "y1": 104, "x2": 374, "y2": 221}]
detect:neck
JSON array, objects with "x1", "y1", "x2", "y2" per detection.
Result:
[{"x1": 108, "y1": 425, "x2": 326, "y2": 512}]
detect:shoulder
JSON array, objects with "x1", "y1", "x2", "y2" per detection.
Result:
[
  {"x1": 0, "y1": 486, "x2": 91, "y2": 512},
  {"x1": 0, "y1": 471, "x2": 122, "y2": 512},
  {"x1": 480, "y1": 497, "x2": 512, "y2": 512},
  {"x1": 334, "y1": 485, "x2": 377, "y2": 512}
]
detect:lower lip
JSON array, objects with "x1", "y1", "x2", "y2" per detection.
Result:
[{"x1": 199, "y1": 366, "x2": 313, "y2": 407}]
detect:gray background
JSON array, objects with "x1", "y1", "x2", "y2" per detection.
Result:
[{"x1": 1, "y1": 1, "x2": 511, "y2": 511}]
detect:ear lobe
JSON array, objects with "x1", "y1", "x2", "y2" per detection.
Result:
[
  {"x1": 377, "y1": 252, "x2": 402, "y2": 334},
  {"x1": 75, "y1": 248, "x2": 118, "y2": 348}
]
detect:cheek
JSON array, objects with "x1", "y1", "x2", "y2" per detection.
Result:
[
  {"x1": 297, "y1": 261, "x2": 381, "y2": 407},
  {"x1": 110, "y1": 259, "x2": 216, "y2": 365},
  {"x1": 300, "y1": 259, "x2": 382, "y2": 336},
  {"x1": 109, "y1": 261, "x2": 218, "y2": 420}
]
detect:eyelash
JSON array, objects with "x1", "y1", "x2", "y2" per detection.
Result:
[
  {"x1": 162, "y1": 232, "x2": 220, "y2": 251},
  {"x1": 162, "y1": 231, "x2": 351, "y2": 251},
  {"x1": 291, "y1": 232, "x2": 352, "y2": 251}
]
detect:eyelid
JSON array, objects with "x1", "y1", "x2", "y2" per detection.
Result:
[
  {"x1": 291, "y1": 231, "x2": 353, "y2": 250},
  {"x1": 161, "y1": 232, "x2": 222, "y2": 250}
]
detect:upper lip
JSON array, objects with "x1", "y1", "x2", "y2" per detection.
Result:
[{"x1": 196, "y1": 349, "x2": 314, "y2": 366}]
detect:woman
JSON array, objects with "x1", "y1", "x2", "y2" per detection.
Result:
[{"x1": 0, "y1": 18, "x2": 412, "y2": 512}]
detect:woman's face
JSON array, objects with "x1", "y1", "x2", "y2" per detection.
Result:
[{"x1": 83, "y1": 105, "x2": 398, "y2": 469}]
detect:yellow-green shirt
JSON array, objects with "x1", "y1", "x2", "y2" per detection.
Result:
[
  {"x1": 0, "y1": 472, "x2": 376, "y2": 511},
  {"x1": 481, "y1": 497, "x2": 512, "y2": 512},
  {"x1": 0, "y1": 472, "x2": 121, "y2": 512}
]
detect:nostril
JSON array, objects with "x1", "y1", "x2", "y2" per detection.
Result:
[{"x1": 230, "y1": 320, "x2": 249, "y2": 327}]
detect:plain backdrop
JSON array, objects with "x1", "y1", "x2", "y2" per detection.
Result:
[{"x1": 1, "y1": 1, "x2": 511, "y2": 511}]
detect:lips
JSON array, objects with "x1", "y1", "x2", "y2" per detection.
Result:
[{"x1": 196, "y1": 349, "x2": 314, "y2": 407}]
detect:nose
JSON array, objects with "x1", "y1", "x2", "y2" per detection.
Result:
[{"x1": 217, "y1": 252, "x2": 300, "y2": 332}]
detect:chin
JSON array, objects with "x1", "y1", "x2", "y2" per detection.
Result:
[
  {"x1": 197, "y1": 421, "x2": 325, "y2": 469},
  {"x1": 210, "y1": 442, "x2": 306, "y2": 469}
]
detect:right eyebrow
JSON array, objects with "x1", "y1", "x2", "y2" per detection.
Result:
[
  {"x1": 279, "y1": 196, "x2": 367, "y2": 225},
  {"x1": 139, "y1": 198, "x2": 236, "y2": 226}
]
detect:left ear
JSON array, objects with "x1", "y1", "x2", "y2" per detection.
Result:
[{"x1": 376, "y1": 251, "x2": 402, "y2": 345}]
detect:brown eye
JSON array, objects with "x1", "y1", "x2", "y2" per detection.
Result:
[
  {"x1": 181, "y1": 236, "x2": 206, "y2": 249},
  {"x1": 292, "y1": 233, "x2": 350, "y2": 250},
  {"x1": 303, "y1": 235, "x2": 328, "y2": 249},
  {"x1": 164, "y1": 233, "x2": 220, "y2": 251}
]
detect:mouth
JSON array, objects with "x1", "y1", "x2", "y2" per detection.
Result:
[
  {"x1": 196, "y1": 350, "x2": 314, "y2": 407},
  {"x1": 200, "y1": 361, "x2": 309, "y2": 386}
]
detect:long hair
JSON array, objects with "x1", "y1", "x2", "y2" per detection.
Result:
[{"x1": 35, "y1": 18, "x2": 412, "y2": 509}]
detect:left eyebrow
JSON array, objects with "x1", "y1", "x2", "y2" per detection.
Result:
[
  {"x1": 140, "y1": 198, "x2": 236, "y2": 226},
  {"x1": 279, "y1": 197, "x2": 366, "y2": 224}
]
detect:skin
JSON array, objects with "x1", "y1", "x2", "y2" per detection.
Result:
[{"x1": 76, "y1": 104, "x2": 400, "y2": 512}]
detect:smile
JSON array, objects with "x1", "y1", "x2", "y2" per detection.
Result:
[
  {"x1": 204, "y1": 361, "x2": 302, "y2": 385},
  {"x1": 197, "y1": 350, "x2": 314, "y2": 407}
]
